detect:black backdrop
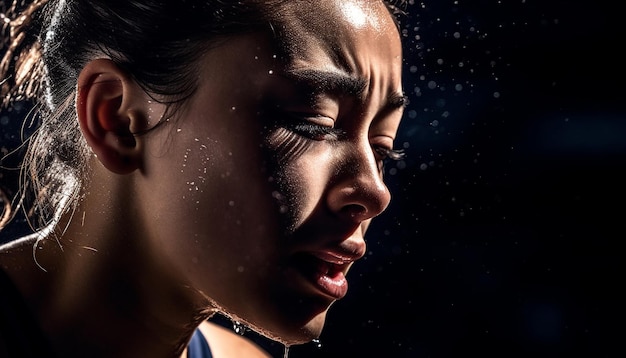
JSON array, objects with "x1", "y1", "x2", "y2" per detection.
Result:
[{"x1": 2, "y1": 1, "x2": 625, "y2": 357}]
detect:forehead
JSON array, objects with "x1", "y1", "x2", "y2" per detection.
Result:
[
  {"x1": 269, "y1": 0, "x2": 401, "y2": 71},
  {"x1": 277, "y1": 0, "x2": 395, "y2": 33}
]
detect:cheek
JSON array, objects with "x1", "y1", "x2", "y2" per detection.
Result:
[
  {"x1": 158, "y1": 136, "x2": 280, "y2": 270},
  {"x1": 180, "y1": 138, "x2": 262, "y2": 228},
  {"x1": 179, "y1": 140, "x2": 218, "y2": 200},
  {"x1": 265, "y1": 129, "x2": 332, "y2": 232}
]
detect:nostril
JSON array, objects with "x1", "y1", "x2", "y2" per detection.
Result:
[
  {"x1": 341, "y1": 204, "x2": 367, "y2": 220},
  {"x1": 327, "y1": 148, "x2": 392, "y2": 221},
  {"x1": 328, "y1": 181, "x2": 391, "y2": 222}
]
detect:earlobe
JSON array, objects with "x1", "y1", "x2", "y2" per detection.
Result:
[{"x1": 76, "y1": 59, "x2": 148, "y2": 175}]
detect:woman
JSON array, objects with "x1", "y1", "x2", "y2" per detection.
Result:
[{"x1": 0, "y1": 0, "x2": 406, "y2": 356}]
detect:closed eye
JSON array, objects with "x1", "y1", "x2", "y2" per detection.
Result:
[
  {"x1": 288, "y1": 122, "x2": 344, "y2": 141},
  {"x1": 276, "y1": 112, "x2": 345, "y2": 141}
]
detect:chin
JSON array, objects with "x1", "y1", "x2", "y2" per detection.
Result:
[
  {"x1": 245, "y1": 307, "x2": 329, "y2": 346},
  {"x1": 287, "y1": 312, "x2": 328, "y2": 345}
]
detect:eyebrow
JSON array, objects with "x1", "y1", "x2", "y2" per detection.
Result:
[
  {"x1": 282, "y1": 68, "x2": 366, "y2": 97},
  {"x1": 281, "y1": 68, "x2": 406, "y2": 111}
]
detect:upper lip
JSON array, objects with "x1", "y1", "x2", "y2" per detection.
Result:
[
  {"x1": 310, "y1": 248, "x2": 362, "y2": 265},
  {"x1": 287, "y1": 220, "x2": 367, "y2": 273},
  {"x1": 307, "y1": 238, "x2": 366, "y2": 268}
]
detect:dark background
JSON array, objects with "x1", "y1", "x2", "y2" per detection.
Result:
[{"x1": 2, "y1": 0, "x2": 625, "y2": 357}]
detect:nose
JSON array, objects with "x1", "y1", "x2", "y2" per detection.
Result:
[{"x1": 326, "y1": 143, "x2": 392, "y2": 223}]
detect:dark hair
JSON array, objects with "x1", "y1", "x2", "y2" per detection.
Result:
[{"x1": 0, "y1": 0, "x2": 406, "y2": 233}]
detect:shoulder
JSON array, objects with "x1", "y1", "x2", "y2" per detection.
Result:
[{"x1": 198, "y1": 320, "x2": 272, "y2": 358}]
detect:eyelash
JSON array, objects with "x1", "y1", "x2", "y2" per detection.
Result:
[
  {"x1": 288, "y1": 122, "x2": 345, "y2": 141},
  {"x1": 375, "y1": 147, "x2": 406, "y2": 161},
  {"x1": 276, "y1": 113, "x2": 406, "y2": 162}
]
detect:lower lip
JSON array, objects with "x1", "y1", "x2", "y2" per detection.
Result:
[
  {"x1": 288, "y1": 255, "x2": 349, "y2": 300},
  {"x1": 311, "y1": 267, "x2": 348, "y2": 299}
]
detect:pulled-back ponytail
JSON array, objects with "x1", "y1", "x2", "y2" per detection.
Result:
[
  {"x1": 1, "y1": 0, "x2": 48, "y2": 107},
  {"x1": 1, "y1": 0, "x2": 48, "y2": 232}
]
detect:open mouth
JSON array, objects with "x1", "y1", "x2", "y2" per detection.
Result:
[{"x1": 289, "y1": 252, "x2": 349, "y2": 300}]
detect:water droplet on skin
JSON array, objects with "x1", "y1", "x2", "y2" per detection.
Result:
[{"x1": 233, "y1": 321, "x2": 247, "y2": 335}]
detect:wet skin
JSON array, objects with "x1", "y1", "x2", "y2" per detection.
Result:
[
  {"x1": 132, "y1": 0, "x2": 405, "y2": 344},
  {"x1": 0, "y1": 0, "x2": 404, "y2": 352}
]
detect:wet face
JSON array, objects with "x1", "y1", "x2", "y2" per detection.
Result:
[{"x1": 139, "y1": 0, "x2": 404, "y2": 345}]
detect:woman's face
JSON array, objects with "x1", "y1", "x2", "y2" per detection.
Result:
[{"x1": 139, "y1": 0, "x2": 404, "y2": 344}]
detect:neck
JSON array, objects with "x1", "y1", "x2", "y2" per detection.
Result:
[{"x1": 1, "y1": 171, "x2": 216, "y2": 357}]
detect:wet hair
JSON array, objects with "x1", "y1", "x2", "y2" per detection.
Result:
[{"x1": 0, "y1": 0, "x2": 406, "y2": 233}]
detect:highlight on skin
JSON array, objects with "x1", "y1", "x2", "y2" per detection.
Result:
[{"x1": 0, "y1": 0, "x2": 408, "y2": 355}]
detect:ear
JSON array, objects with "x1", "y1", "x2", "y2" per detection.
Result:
[{"x1": 76, "y1": 59, "x2": 150, "y2": 174}]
